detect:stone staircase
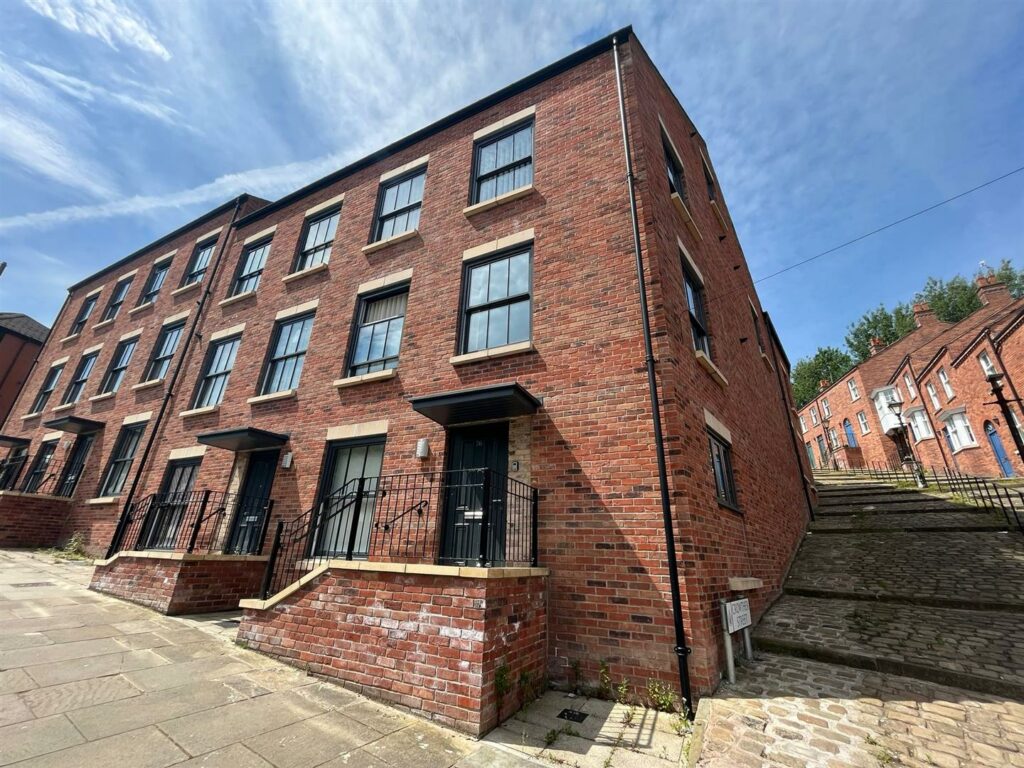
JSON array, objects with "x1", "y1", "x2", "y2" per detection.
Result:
[{"x1": 754, "y1": 470, "x2": 1024, "y2": 699}]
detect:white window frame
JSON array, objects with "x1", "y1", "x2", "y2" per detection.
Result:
[
  {"x1": 906, "y1": 408, "x2": 933, "y2": 441},
  {"x1": 821, "y1": 398, "x2": 831, "y2": 418},
  {"x1": 926, "y1": 382, "x2": 941, "y2": 410},
  {"x1": 978, "y1": 351, "x2": 996, "y2": 378},
  {"x1": 848, "y1": 379, "x2": 860, "y2": 401},
  {"x1": 903, "y1": 373, "x2": 916, "y2": 400},
  {"x1": 799, "y1": 416, "x2": 807, "y2": 434},
  {"x1": 938, "y1": 367, "x2": 954, "y2": 399},
  {"x1": 857, "y1": 411, "x2": 870, "y2": 435},
  {"x1": 810, "y1": 407, "x2": 819, "y2": 426},
  {"x1": 943, "y1": 411, "x2": 976, "y2": 451}
]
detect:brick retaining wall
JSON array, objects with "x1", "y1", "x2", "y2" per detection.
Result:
[
  {"x1": 237, "y1": 564, "x2": 548, "y2": 736},
  {"x1": 0, "y1": 491, "x2": 71, "y2": 548}
]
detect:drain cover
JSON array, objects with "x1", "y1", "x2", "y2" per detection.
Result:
[
  {"x1": 557, "y1": 709, "x2": 588, "y2": 723},
  {"x1": 11, "y1": 582, "x2": 54, "y2": 588}
]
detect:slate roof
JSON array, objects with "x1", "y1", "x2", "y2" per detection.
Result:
[{"x1": 0, "y1": 313, "x2": 49, "y2": 344}]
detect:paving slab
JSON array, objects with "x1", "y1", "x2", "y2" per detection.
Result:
[
  {"x1": 0, "y1": 668, "x2": 36, "y2": 695},
  {"x1": 23, "y1": 647, "x2": 170, "y2": 687},
  {"x1": 20, "y1": 674, "x2": 141, "y2": 717},
  {"x1": 244, "y1": 709, "x2": 385, "y2": 767},
  {"x1": 0, "y1": 714, "x2": 85, "y2": 765},
  {"x1": 172, "y1": 743, "x2": 275, "y2": 768},
  {"x1": 362, "y1": 724, "x2": 476, "y2": 768},
  {"x1": 9, "y1": 725, "x2": 187, "y2": 768},
  {"x1": 0, "y1": 693, "x2": 35, "y2": 727},
  {"x1": 123, "y1": 654, "x2": 254, "y2": 691}
]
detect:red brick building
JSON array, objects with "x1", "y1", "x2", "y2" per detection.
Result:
[
  {"x1": 798, "y1": 277, "x2": 1024, "y2": 478},
  {"x1": 0, "y1": 313, "x2": 48, "y2": 424},
  {"x1": 0, "y1": 29, "x2": 811, "y2": 733}
]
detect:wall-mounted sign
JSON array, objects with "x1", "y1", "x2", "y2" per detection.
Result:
[{"x1": 725, "y1": 598, "x2": 751, "y2": 633}]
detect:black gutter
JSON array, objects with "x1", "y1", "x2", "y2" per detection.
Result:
[
  {"x1": 234, "y1": 26, "x2": 634, "y2": 230},
  {"x1": 611, "y1": 34, "x2": 693, "y2": 718},
  {"x1": 106, "y1": 196, "x2": 246, "y2": 557}
]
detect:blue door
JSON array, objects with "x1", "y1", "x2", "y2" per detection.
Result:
[
  {"x1": 843, "y1": 419, "x2": 857, "y2": 448},
  {"x1": 985, "y1": 421, "x2": 1014, "y2": 477}
]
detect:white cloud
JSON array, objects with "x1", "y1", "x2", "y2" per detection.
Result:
[{"x1": 23, "y1": 0, "x2": 171, "y2": 60}]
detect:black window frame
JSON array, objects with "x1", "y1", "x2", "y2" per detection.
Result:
[
  {"x1": 260, "y1": 313, "x2": 315, "y2": 395},
  {"x1": 61, "y1": 352, "x2": 99, "y2": 405},
  {"x1": 101, "y1": 277, "x2": 133, "y2": 322},
  {"x1": 293, "y1": 208, "x2": 340, "y2": 272},
  {"x1": 192, "y1": 335, "x2": 241, "y2": 408},
  {"x1": 230, "y1": 239, "x2": 272, "y2": 296},
  {"x1": 69, "y1": 294, "x2": 98, "y2": 336},
  {"x1": 750, "y1": 304, "x2": 765, "y2": 355},
  {"x1": 458, "y1": 247, "x2": 533, "y2": 355},
  {"x1": 181, "y1": 239, "x2": 217, "y2": 287},
  {"x1": 98, "y1": 423, "x2": 146, "y2": 497},
  {"x1": 663, "y1": 133, "x2": 687, "y2": 202},
  {"x1": 143, "y1": 322, "x2": 185, "y2": 382},
  {"x1": 138, "y1": 260, "x2": 171, "y2": 306},
  {"x1": 470, "y1": 119, "x2": 534, "y2": 205},
  {"x1": 682, "y1": 258, "x2": 711, "y2": 358},
  {"x1": 371, "y1": 169, "x2": 425, "y2": 243},
  {"x1": 346, "y1": 286, "x2": 409, "y2": 377},
  {"x1": 702, "y1": 157, "x2": 717, "y2": 202},
  {"x1": 22, "y1": 440, "x2": 58, "y2": 493},
  {"x1": 30, "y1": 363, "x2": 64, "y2": 414},
  {"x1": 708, "y1": 429, "x2": 738, "y2": 511},
  {"x1": 99, "y1": 337, "x2": 138, "y2": 395}
]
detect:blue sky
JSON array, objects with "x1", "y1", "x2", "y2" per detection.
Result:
[{"x1": 0, "y1": 0, "x2": 1021, "y2": 363}]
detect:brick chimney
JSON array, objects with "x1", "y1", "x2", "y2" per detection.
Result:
[
  {"x1": 869, "y1": 336, "x2": 884, "y2": 356},
  {"x1": 912, "y1": 302, "x2": 936, "y2": 328},
  {"x1": 976, "y1": 274, "x2": 1011, "y2": 307},
  {"x1": 818, "y1": 379, "x2": 830, "y2": 392}
]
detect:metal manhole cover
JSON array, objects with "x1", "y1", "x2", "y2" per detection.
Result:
[
  {"x1": 11, "y1": 582, "x2": 54, "y2": 587},
  {"x1": 557, "y1": 709, "x2": 588, "y2": 723}
]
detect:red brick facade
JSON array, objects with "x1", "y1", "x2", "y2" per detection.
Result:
[
  {"x1": 0, "y1": 492, "x2": 70, "y2": 548},
  {"x1": 1, "y1": 29, "x2": 811, "y2": 712}
]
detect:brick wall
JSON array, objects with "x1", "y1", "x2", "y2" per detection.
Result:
[
  {"x1": 237, "y1": 567, "x2": 548, "y2": 736},
  {"x1": 0, "y1": 331, "x2": 43, "y2": 424},
  {"x1": 0, "y1": 492, "x2": 71, "y2": 548}
]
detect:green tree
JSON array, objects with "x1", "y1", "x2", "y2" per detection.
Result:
[
  {"x1": 916, "y1": 275, "x2": 982, "y2": 323},
  {"x1": 844, "y1": 303, "x2": 917, "y2": 363},
  {"x1": 986, "y1": 259, "x2": 1024, "y2": 298},
  {"x1": 792, "y1": 347, "x2": 854, "y2": 407}
]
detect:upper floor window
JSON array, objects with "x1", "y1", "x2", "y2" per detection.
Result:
[
  {"x1": 349, "y1": 289, "x2": 408, "y2": 376},
  {"x1": 944, "y1": 411, "x2": 976, "y2": 450},
  {"x1": 938, "y1": 367, "x2": 954, "y2": 399},
  {"x1": 295, "y1": 210, "x2": 339, "y2": 271},
  {"x1": 903, "y1": 373, "x2": 916, "y2": 400},
  {"x1": 707, "y1": 430, "x2": 737, "y2": 509},
  {"x1": 193, "y1": 336, "x2": 240, "y2": 408},
  {"x1": 702, "y1": 158, "x2": 716, "y2": 202},
  {"x1": 907, "y1": 408, "x2": 933, "y2": 441},
  {"x1": 61, "y1": 352, "x2": 99, "y2": 405},
  {"x1": 99, "y1": 338, "x2": 138, "y2": 394},
  {"x1": 98, "y1": 423, "x2": 145, "y2": 497},
  {"x1": 231, "y1": 241, "x2": 271, "y2": 296},
  {"x1": 138, "y1": 260, "x2": 171, "y2": 306},
  {"x1": 978, "y1": 351, "x2": 996, "y2": 377},
  {"x1": 261, "y1": 314, "x2": 314, "y2": 394},
  {"x1": 144, "y1": 322, "x2": 184, "y2": 382},
  {"x1": 821, "y1": 398, "x2": 831, "y2": 418},
  {"x1": 30, "y1": 363, "x2": 64, "y2": 413},
  {"x1": 926, "y1": 382, "x2": 941, "y2": 410},
  {"x1": 663, "y1": 134, "x2": 686, "y2": 201},
  {"x1": 798, "y1": 416, "x2": 807, "y2": 434},
  {"x1": 101, "y1": 277, "x2": 133, "y2": 322},
  {"x1": 810, "y1": 407, "x2": 819, "y2": 426},
  {"x1": 848, "y1": 379, "x2": 860, "y2": 401},
  {"x1": 182, "y1": 240, "x2": 216, "y2": 286},
  {"x1": 857, "y1": 411, "x2": 870, "y2": 434},
  {"x1": 682, "y1": 262, "x2": 710, "y2": 358},
  {"x1": 749, "y1": 305, "x2": 764, "y2": 354},
  {"x1": 69, "y1": 295, "x2": 98, "y2": 336},
  {"x1": 373, "y1": 171, "x2": 424, "y2": 242},
  {"x1": 473, "y1": 121, "x2": 533, "y2": 204},
  {"x1": 462, "y1": 249, "x2": 531, "y2": 353}
]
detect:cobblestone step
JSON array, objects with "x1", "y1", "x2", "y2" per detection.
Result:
[
  {"x1": 752, "y1": 595, "x2": 1024, "y2": 700},
  {"x1": 817, "y1": 499, "x2": 978, "y2": 515},
  {"x1": 810, "y1": 510, "x2": 1008, "y2": 533}
]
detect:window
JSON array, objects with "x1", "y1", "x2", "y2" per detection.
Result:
[
  {"x1": 182, "y1": 240, "x2": 216, "y2": 286},
  {"x1": 938, "y1": 367, "x2": 954, "y2": 399},
  {"x1": 750, "y1": 305, "x2": 764, "y2": 354},
  {"x1": 903, "y1": 373, "x2": 916, "y2": 400},
  {"x1": 193, "y1": 336, "x2": 240, "y2": 408},
  {"x1": 978, "y1": 351, "x2": 997, "y2": 377},
  {"x1": 99, "y1": 338, "x2": 138, "y2": 394},
  {"x1": 144, "y1": 322, "x2": 184, "y2": 382},
  {"x1": 907, "y1": 409, "x2": 933, "y2": 441},
  {"x1": 101, "y1": 277, "x2": 133, "y2": 322},
  {"x1": 926, "y1": 382, "x2": 941, "y2": 410},
  {"x1": 663, "y1": 133, "x2": 686, "y2": 201},
  {"x1": 944, "y1": 412, "x2": 976, "y2": 450},
  {"x1": 472, "y1": 121, "x2": 533, "y2": 204},
  {"x1": 348, "y1": 289, "x2": 408, "y2": 376},
  {"x1": 682, "y1": 262, "x2": 710, "y2": 357},
  {"x1": 295, "y1": 210, "x2": 339, "y2": 271},
  {"x1": 702, "y1": 159, "x2": 716, "y2": 202},
  {"x1": 373, "y1": 172, "x2": 424, "y2": 242},
  {"x1": 799, "y1": 416, "x2": 807, "y2": 434},
  {"x1": 857, "y1": 411, "x2": 870, "y2": 434},
  {"x1": 848, "y1": 379, "x2": 860, "y2": 401},
  {"x1": 810, "y1": 407, "x2": 819, "y2": 426},
  {"x1": 821, "y1": 398, "x2": 831, "y2": 418},
  {"x1": 231, "y1": 241, "x2": 271, "y2": 296},
  {"x1": 138, "y1": 261, "x2": 170, "y2": 306},
  {"x1": 828, "y1": 427, "x2": 839, "y2": 449},
  {"x1": 462, "y1": 249, "x2": 531, "y2": 353},
  {"x1": 61, "y1": 352, "x2": 99, "y2": 405},
  {"x1": 707, "y1": 430, "x2": 737, "y2": 508},
  {"x1": 30, "y1": 363, "x2": 64, "y2": 413},
  {"x1": 69, "y1": 295, "x2": 98, "y2": 336},
  {"x1": 22, "y1": 441, "x2": 57, "y2": 493},
  {"x1": 261, "y1": 314, "x2": 314, "y2": 394},
  {"x1": 98, "y1": 424, "x2": 145, "y2": 496}
]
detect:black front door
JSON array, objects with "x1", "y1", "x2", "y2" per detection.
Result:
[
  {"x1": 138, "y1": 459, "x2": 200, "y2": 550},
  {"x1": 56, "y1": 435, "x2": 94, "y2": 497},
  {"x1": 440, "y1": 423, "x2": 509, "y2": 565},
  {"x1": 226, "y1": 450, "x2": 279, "y2": 554}
]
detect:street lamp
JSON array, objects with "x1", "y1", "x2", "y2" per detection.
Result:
[
  {"x1": 986, "y1": 373, "x2": 1024, "y2": 464},
  {"x1": 888, "y1": 397, "x2": 925, "y2": 488}
]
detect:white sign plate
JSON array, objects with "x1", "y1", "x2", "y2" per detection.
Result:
[{"x1": 725, "y1": 598, "x2": 751, "y2": 633}]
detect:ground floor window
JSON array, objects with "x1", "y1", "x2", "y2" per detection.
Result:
[
  {"x1": 314, "y1": 438, "x2": 385, "y2": 557},
  {"x1": 708, "y1": 430, "x2": 738, "y2": 509}
]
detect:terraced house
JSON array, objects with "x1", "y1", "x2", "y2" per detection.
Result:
[{"x1": 0, "y1": 28, "x2": 811, "y2": 735}]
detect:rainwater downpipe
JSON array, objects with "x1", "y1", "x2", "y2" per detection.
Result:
[
  {"x1": 106, "y1": 196, "x2": 246, "y2": 558},
  {"x1": 611, "y1": 34, "x2": 694, "y2": 717}
]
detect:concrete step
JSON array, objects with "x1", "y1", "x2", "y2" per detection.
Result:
[
  {"x1": 754, "y1": 594, "x2": 1024, "y2": 700},
  {"x1": 810, "y1": 510, "x2": 1008, "y2": 533},
  {"x1": 816, "y1": 499, "x2": 981, "y2": 515}
]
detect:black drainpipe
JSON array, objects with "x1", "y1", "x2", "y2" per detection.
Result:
[
  {"x1": 106, "y1": 196, "x2": 246, "y2": 557},
  {"x1": 611, "y1": 35, "x2": 694, "y2": 717}
]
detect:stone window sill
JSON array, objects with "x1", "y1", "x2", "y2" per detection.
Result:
[
  {"x1": 695, "y1": 350, "x2": 728, "y2": 387},
  {"x1": 59, "y1": 333, "x2": 80, "y2": 344},
  {"x1": 463, "y1": 185, "x2": 536, "y2": 218},
  {"x1": 171, "y1": 281, "x2": 201, "y2": 297},
  {"x1": 710, "y1": 199, "x2": 729, "y2": 232},
  {"x1": 247, "y1": 389, "x2": 296, "y2": 405},
  {"x1": 760, "y1": 352, "x2": 774, "y2": 371},
  {"x1": 283, "y1": 263, "x2": 329, "y2": 283},
  {"x1": 333, "y1": 368, "x2": 396, "y2": 389},
  {"x1": 180, "y1": 405, "x2": 219, "y2": 418},
  {"x1": 671, "y1": 193, "x2": 703, "y2": 241},
  {"x1": 86, "y1": 496, "x2": 119, "y2": 505},
  {"x1": 361, "y1": 229, "x2": 419, "y2": 255},
  {"x1": 952, "y1": 442, "x2": 979, "y2": 455},
  {"x1": 88, "y1": 392, "x2": 115, "y2": 403},
  {"x1": 131, "y1": 379, "x2": 164, "y2": 392},
  {"x1": 21, "y1": 412, "x2": 41, "y2": 421},
  {"x1": 92, "y1": 319, "x2": 115, "y2": 332},
  {"x1": 51, "y1": 402, "x2": 76, "y2": 413},
  {"x1": 128, "y1": 302, "x2": 154, "y2": 316},
  {"x1": 219, "y1": 290, "x2": 257, "y2": 308},
  {"x1": 450, "y1": 341, "x2": 534, "y2": 366}
]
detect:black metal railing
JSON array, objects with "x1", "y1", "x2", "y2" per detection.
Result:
[
  {"x1": 0, "y1": 452, "x2": 88, "y2": 498},
  {"x1": 109, "y1": 489, "x2": 274, "y2": 556},
  {"x1": 260, "y1": 468, "x2": 539, "y2": 599}
]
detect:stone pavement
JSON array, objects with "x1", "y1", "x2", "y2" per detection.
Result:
[{"x1": 0, "y1": 549, "x2": 688, "y2": 768}]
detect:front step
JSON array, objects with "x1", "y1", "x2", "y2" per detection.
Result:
[
  {"x1": 810, "y1": 510, "x2": 1008, "y2": 533},
  {"x1": 753, "y1": 594, "x2": 1024, "y2": 700},
  {"x1": 816, "y1": 499, "x2": 983, "y2": 515}
]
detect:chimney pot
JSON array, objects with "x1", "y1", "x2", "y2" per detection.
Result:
[
  {"x1": 869, "y1": 336, "x2": 884, "y2": 356},
  {"x1": 819, "y1": 379, "x2": 830, "y2": 391},
  {"x1": 912, "y1": 302, "x2": 935, "y2": 328}
]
